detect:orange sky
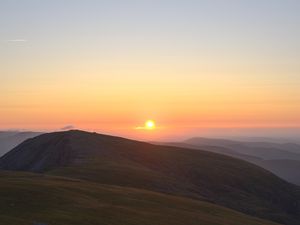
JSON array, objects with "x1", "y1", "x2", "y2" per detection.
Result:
[
  {"x1": 1, "y1": 1, "x2": 300, "y2": 140},
  {"x1": 1, "y1": 60, "x2": 300, "y2": 139}
]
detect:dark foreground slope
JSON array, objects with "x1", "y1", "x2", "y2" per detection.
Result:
[
  {"x1": 0, "y1": 171, "x2": 280, "y2": 225},
  {"x1": 0, "y1": 130, "x2": 300, "y2": 224}
]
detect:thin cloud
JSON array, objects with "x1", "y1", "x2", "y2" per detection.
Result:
[
  {"x1": 135, "y1": 126, "x2": 147, "y2": 130},
  {"x1": 7, "y1": 39, "x2": 28, "y2": 42},
  {"x1": 135, "y1": 126, "x2": 163, "y2": 130},
  {"x1": 60, "y1": 125, "x2": 76, "y2": 131}
]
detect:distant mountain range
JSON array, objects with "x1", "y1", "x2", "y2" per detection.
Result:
[
  {"x1": 156, "y1": 137, "x2": 300, "y2": 186},
  {"x1": 0, "y1": 131, "x2": 42, "y2": 156},
  {"x1": 0, "y1": 130, "x2": 299, "y2": 225}
]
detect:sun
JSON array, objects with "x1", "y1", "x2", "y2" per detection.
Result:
[{"x1": 145, "y1": 120, "x2": 156, "y2": 130}]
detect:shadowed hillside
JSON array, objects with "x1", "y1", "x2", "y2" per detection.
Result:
[
  {"x1": 0, "y1": 130, "x2": 300, "y2": 224},
  {"x1": 163, "y1": 137, "x2": 300, "y2": 185},
  {"x1": 0, "y1": 171, "x2": 281, "y2": 225}
]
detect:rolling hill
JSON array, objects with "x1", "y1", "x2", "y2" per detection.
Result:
[
  {"x1": 0, "y1": 171, "x2": 281, "y2": 225},
  {"x1": 167, "y1": 137, "x2": 300, "y2": 185},
  {"x1": 185, "y1": 137, "x2": 300, "y2": 160},
  {"x1": 0, "y1": 130, "x2": 300, "y2": 225}
]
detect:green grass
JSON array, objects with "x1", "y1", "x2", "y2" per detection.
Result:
[
  {"x1": 0, "y1": 171, "x2": 281, "y2": 225},
  {"x1": 47, "y1": 149, "x2": 300, "y2": 224}
]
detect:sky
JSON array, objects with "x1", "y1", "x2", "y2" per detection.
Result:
[{"x1": 1, "y1": 0, "x2": 300, "y2": 140}]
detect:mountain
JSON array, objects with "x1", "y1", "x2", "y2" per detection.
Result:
[
  {"x1": 256, "y1": 160, "x2": 300, "y2": 186},
  {"x1": 153, "y1": 141, "x2": 261, "y2": 161},
  {"x1": 160, "y1": 141, "x2": 300, "y2": 186},
  {"x1": 185, "y1": 137, "x2": 300, "y2": 160},
  {"x1": 232, "y1": 136, "x2": 298, "y2": 144},
  {"x1": 171, "y1": 137, "x2": 300, "y2": 186},
  {"x1": 0, "y1": 131, "x2": 42, "y2": 156},
  {"x1": 0, "y1": 171, "x2": 280, "y2": 225},
  {"x1": 0, "y1": 130, "x2": 300, "y2": 224}
]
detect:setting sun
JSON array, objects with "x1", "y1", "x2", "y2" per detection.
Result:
[{"x1": 145, "y1": 120, "x2": 156, "y2": 130}]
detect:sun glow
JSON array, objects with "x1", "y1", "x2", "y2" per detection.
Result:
[
  {"x1": 134, "y1": 120, "x2": 157, "y2": 130},
  {"x1": 145, "y1": 120, "x2": 156, "y2": 130}
]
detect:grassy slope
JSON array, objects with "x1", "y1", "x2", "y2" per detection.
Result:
[{"x1": 0, "y1": 171, "x2": 280, "y2": 225}]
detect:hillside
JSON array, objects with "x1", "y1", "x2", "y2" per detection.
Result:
[
  {"x1": 0, "y1": 130, "x2": 300, "y2": 224},
  {"x1": 0, "y1": 171, "x2": 281, "y2": 225},
  {"x1": 185, "y1": 137, "x2": 300, "y2": 160},
  {"x1": 167, "y1": 137, "x2": 300, "y2": 186}
]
